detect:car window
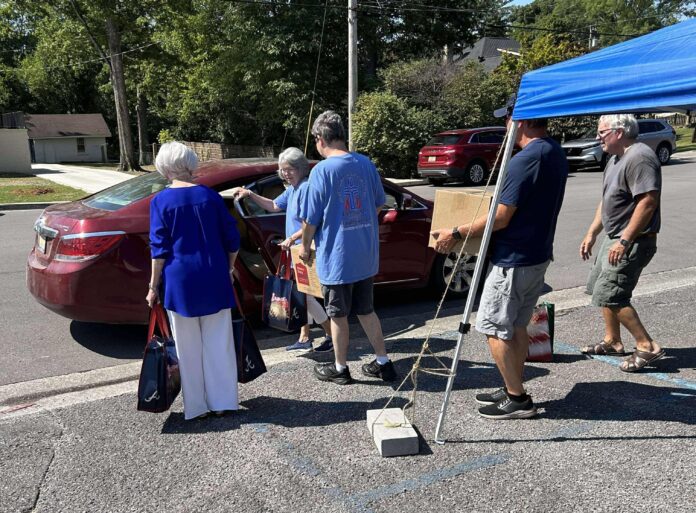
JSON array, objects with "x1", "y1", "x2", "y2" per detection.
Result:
[
  {"x1": 83, "y1": 172, "x2": 169, "y2": 211},
  {"x1": 221, "y1": 176, "x2": 286, "y2": 217},
  {"x1": 383, "y1": 191, "x2": 398, "y2": 210},
  {"x1": 477, "y1": 131, "x2": 505, "y2": 144},
  {"x1": 427, "y1": 135, "x2": 462, "y2": 146},
  {"x1": 639, "y1": 121, "x2": 661, "y2": 134}
]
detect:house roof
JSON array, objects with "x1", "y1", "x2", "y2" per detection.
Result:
[
  {"x1": 455, "y1": 37, "x2": 520, "y2": 72},
  {"x1": 25, "y1": 114, "x2": 112, "y2": 139}
]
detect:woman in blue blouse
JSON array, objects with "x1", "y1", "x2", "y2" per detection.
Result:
[
  {"x1": 231, "y1": 147, "x2": 333, "y2": 352},
  {"x1": 146, "y1": 142, "x2": 241, "y2": 420}
]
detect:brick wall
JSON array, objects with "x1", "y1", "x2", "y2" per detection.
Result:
[{"x1": 152, "y1": 141, "x2": 277, "y2": 162}]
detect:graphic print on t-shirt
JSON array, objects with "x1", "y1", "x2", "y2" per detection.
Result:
[{"x1": 339, "y1": 174, "x2": 370, "y2": 231}]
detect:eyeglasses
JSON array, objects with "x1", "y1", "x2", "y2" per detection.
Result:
[{"x1": 597, "y1": 128, "x2": 618, "y2": 138}]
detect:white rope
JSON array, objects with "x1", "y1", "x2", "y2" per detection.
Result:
[{"x1": 370, "y1": 129, "x2": 512, "y2": 431}]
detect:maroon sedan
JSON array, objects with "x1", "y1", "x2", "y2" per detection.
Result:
[
  {"x1": 27, "y1": 159, "x2": 475, "y2": 324},
  {"x1": 417, "y1": 127, "x2": 506, "y2": 186}
]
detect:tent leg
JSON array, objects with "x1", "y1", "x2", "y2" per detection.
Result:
[{"x1": 433, "y1": 123, "x2": 519, "y2": 444}]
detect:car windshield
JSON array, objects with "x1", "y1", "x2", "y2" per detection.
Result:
[
  {"x1": 82, "y1": 172, "x2": 169, "y2": 211},
  {"x1": 427, "y1": 135, "x2": 462, "y2": 146}
]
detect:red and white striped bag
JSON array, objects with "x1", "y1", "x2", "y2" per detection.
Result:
[{"x1": 526, "y1": 302, "x2": 554, "y2": 362}]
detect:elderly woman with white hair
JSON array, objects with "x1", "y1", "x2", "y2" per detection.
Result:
[
  {"x1": 146, "y1": 141, "x2": 241, "y2": 420},
  {"x1": 230, "y1": 147, "x2": 333, "y2": 352}
]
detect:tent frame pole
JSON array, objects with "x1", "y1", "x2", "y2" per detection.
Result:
[{"x1": 434, "y1": 122, "x2": 519, "y2": 444}]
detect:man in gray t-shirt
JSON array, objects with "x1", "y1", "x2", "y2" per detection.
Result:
[
  {"x1": 579, "y1": 114, "x2": 665, "y2": 372},
  {"x1": 601, "y1": 142, "x2": 661, "y2": 237}
]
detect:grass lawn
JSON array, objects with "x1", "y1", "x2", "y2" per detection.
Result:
[
  {"x1": 0, "y1": 173, "x2": 85, "y2": 203},
  {"x1": 675, "y1": 126, "x2": 696, "y2": 153}
]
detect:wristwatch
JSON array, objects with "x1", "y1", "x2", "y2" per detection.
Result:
[
  {"x1": 452, "y1": 227, "x2": 463, "y2": 240},
  {"x1": 619, "y1": 238, "x2": 631, "y2": 248}
]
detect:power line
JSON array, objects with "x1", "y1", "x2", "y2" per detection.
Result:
[{"x1": 32, "y1": 41, "x2": 160, "y2": 71}]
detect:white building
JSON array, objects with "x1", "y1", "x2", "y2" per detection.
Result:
[
  {"x1": 0, "y1": 112, "x2": 31, "y2": 173},
  {"x1": 25, "y1": 113, "x2": 111, "y2": 164}
]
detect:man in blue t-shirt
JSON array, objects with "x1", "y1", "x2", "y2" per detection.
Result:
[
  {"x1": 431, "y1": 106, "x2": 568, "y2": 420},
  {"x1": 299, "y1": 111, "x2": 396, "y2": 385}
]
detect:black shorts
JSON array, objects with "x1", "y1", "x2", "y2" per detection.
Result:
[{"x1": 321, "y1": 277, "x2": 374, "y2": 318}]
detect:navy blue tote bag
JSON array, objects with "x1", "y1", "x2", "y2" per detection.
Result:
[
  {"x1": 233, "y1": 289, "x2": 267, "y2": 384},
  {"x1": 137, "y1": 304, "x2": 181, "y2": 413},
  {"x1": 261, "y1": 249, "x2": 307, "y2": 332}
]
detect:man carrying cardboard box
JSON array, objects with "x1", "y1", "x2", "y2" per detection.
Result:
[
  {"x1": 299, "y1": 111, "x2": 397, "y2": 385},
  {"x1": 431, "y1": 99, "x2": 568, "y2": 419}
]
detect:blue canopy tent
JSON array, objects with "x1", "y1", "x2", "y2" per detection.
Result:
[
  {"x1": 434, "y1": 18, "x2": 696, "y2": 443},
  {"x1": 514, "y1": 17, "x2": 696, "y2": 119}
]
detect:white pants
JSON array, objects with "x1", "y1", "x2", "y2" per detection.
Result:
[
  {"x1": 306, "y1": 294, "x2": 328, "y2": 326},
  {"x1": 167, "y1": 308, "x2": 238, "y2": 419}
]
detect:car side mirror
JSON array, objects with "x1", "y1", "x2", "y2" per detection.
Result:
[{"x1": 399, "y1": 194, "x2": 414, "y2": 210}]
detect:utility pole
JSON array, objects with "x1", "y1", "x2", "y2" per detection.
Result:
[
  {"x1": 588, "y1": 25, "x2": 598, "y2": 49},
  {"x1": 348, "y1": 0, "x2": 358, "y2": 150}
]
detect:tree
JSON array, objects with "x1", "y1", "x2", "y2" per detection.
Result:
[
  {"x1": 509, "y1": 0, "x2": 695, "y2": 50},
  {"x1": 9, "y1": 0, "x2": 181, "y2": 170},
  {"x1": 352, "y1": 92, "x2": 439, "y2": 178}
]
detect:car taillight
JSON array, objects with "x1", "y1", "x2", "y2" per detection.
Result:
[{"x1": 55, "y1": 231, "x2": 125, "y2": 262}]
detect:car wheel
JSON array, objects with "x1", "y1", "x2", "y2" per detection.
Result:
[
  {"x1": 431, "y1": 252, "x2": 476, "y2": 298},
  {"x1": 656, "y1": 143, "x2": 671, "y2": 165},
  {"x1": 428, "y1": 177, "x2": 447, "y2": 186},
  {"x1": 466, "y1": 160, "x2": 488, "y2": 186}
]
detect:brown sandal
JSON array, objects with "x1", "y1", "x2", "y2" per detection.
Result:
[
  {"x1": 619, "y1": 349, "x2": 666, "y2": 372},
  {"x1": 581, "y1": 341, "x2": 628, "y2": 356}
]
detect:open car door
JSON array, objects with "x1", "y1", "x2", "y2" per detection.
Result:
[{"x1": 226, "y1": 174, "x2": 287, "y2": 279}]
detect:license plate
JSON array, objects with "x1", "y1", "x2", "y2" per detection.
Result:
[
  {"x1": 428, "y1": 156, "x2": 436, "y2": 162},
  {"x1": 37, "y1": 234, "x2": 47, "y2": 253}
]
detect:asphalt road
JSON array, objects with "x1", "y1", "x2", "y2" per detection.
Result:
[
  {"x1": 1, "y1": 285, "x2": 694, "y2": 512},
  {"x1": 1, "y1": 154, "x2": 696, "y2": 512}
]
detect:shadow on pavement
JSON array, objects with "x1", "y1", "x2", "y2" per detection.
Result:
[
  {"x1": 70, "y1": 320, "x2": 146, "y2": 359},
  {"x1": 30, "y1": 167, "x2": 61, "y2": 175},
  {"x1": 648, "y1": 347, "x2": 696, "y2": 375},
  {"x1": 551, "y1": 353, "x2": 595, "y2": 364},
  {"x1": 539, "y1": 380, "x2": 696, "y2": 424},
  {"x1": 160, "y1": 395, "x2": 410, "y2": 435}
]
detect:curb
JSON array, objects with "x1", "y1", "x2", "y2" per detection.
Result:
[
  {"x1": 0, "y1": 201, "x2": 70, "y2": 211},
  {"x1": 387, "y1": 178, "x2": 428, "y2": 187}
]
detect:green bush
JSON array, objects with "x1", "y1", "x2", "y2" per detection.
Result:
[{"x1": 352, "y1": 92, "x2": 441, "y2": 179}]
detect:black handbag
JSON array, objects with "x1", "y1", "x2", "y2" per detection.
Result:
[
  {"x1": 137, "y1": 304, "x2": 181, "y2": 413},
  {"x1": 262, "y1": 249, "x2": 308, "y2": 332},
  {"x1": 233, "y1": 289, "x2": 267, "y2": 383}
]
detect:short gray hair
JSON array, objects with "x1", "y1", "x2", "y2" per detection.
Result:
[
  {"x1": 599, "y1": 114, "x2": 639, "y2": 139},
  {"x1": 155, "y1": 142, "x2": 198, "y2": 181},
  {"x1": 311, "y1": 110, "x2": 346, "y2": 144},
  {"x1": 278, "y1": 147, "x2": 310, "y2": 180}
]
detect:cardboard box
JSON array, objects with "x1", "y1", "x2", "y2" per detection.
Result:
[
  {"x1": 290, "y1": 245, "x2": 324, "y2": 298},
  {"x1": 428, "y1": 189, "x2": 493, "y2": 254}
]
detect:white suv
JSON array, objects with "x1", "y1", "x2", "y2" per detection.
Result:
[{"x1": 562, "y1": 118, "x2": 677, "y2": 170}]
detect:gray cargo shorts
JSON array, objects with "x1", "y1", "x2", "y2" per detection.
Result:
[
  {"x1": 321, "y1": 277, "x2": 374, "y2": 318},
  {"x1": 586, "y1": 235, "x2": 657, "y2": 307},
  {"x1": 475, "y1": 260, "x2": 550, "y2": 341}
]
